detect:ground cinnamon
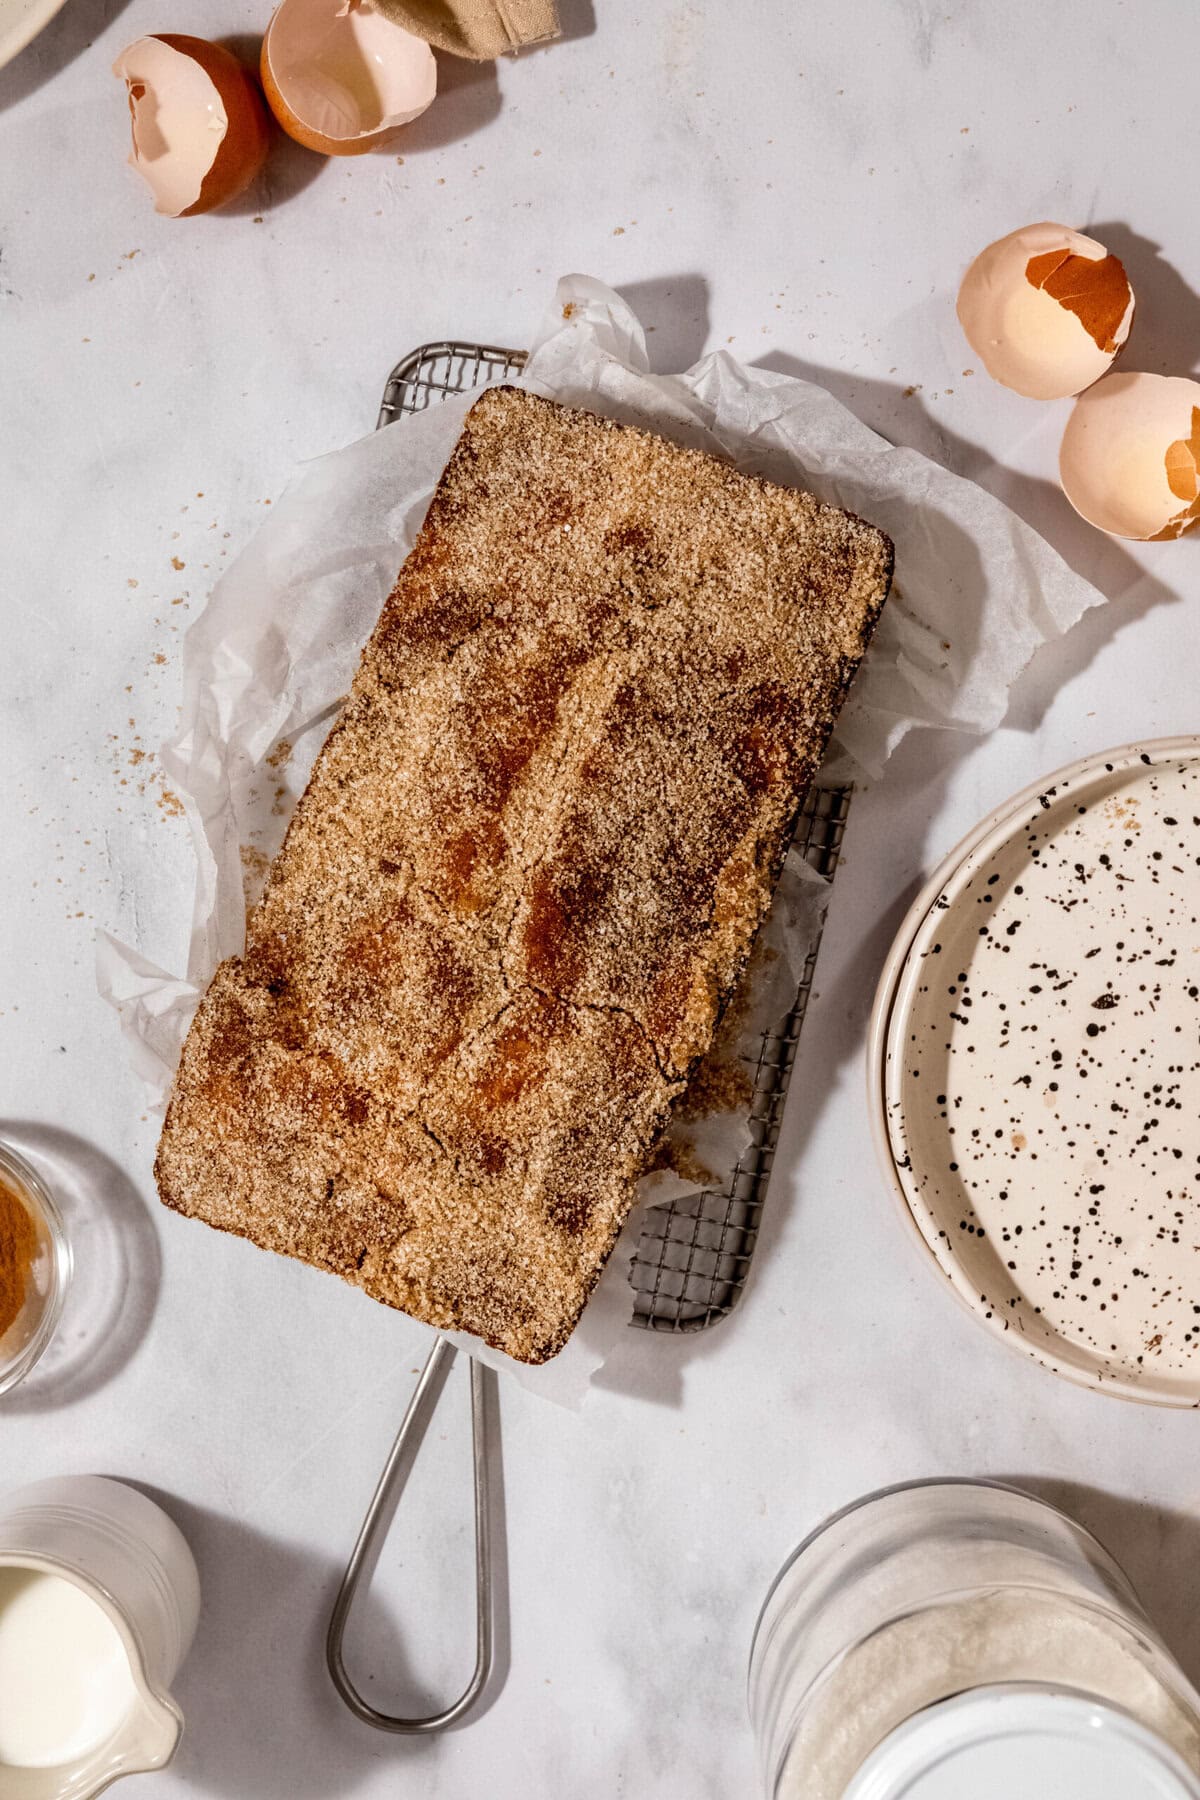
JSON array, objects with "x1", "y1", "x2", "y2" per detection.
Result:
[
  {"x1": 1025, "y1": 248, "x2": 1131, "y2": 353},
  {"x1": 0, "y1": 1177, "x2": 37, "y2": 1339}
]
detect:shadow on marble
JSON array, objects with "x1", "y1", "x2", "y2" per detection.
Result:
[
  {"x1": 131, "y1": 1488, "x2": 443, "y2": 1797},
  {"x1": 385, "y1": 50, "x2": 501, "y2": 156},
  {"x1": 591, "y1": 1311, "x2": 741, "y2": 1408},
  {"x1": 0, "y1": 0, "x2": 132, "y2": 114},
  {"x1": 1001, "y1": 1477, "x2": 1200, "y2": 1693},
  {"x1": 546, "y1": 0, "x2": 596, "y2": 44},
  {"x1": 618, "y1": 274, "x2": 710, "y2": 374},
  {"x1": 0, "y1": 1119, "x2": 160, "y2": 1412},
  {"x1": 1088, "y1": 222, "x2": 1200, "y2": 380}
]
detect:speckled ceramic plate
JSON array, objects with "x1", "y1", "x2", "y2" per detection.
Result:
[{"x1": 870, "y1": 738, "x2": 1200, "y2": 1406}]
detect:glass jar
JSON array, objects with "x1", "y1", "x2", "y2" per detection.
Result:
[
  {"x1": 749, "y1": 1480, "x2": 1200, "y2": 1800},
  {"x1": 0, "y1": 1141, "x2": 70, "y2": 1397}
]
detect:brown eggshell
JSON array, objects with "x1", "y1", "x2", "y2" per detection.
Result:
[
  {"x1": 261, "y1": 0, "x2": 436, "y2": 158},
  {"x1": 115, "y1": 34, "x2": 271, "y2": 217}
]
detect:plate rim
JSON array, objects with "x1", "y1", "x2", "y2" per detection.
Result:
[{"x1": 866, "y1": 734, "x2": 1200, "y2": 1408}]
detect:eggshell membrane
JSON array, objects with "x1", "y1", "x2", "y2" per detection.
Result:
[
  {"x1": 1059, "y1": 371, "x2": 1200, "y2": 541},
  {"x1": 114, "y1": 35, "x2": 270, "y2": 217},
  {"x1": 957, "y1": 222, "x2": 1134, "y2": 401},
  {"x1": 261, "y1": 0, "x2": 436, "y2": 157}
]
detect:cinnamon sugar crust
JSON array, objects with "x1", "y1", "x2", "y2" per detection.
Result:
[{"x1": 156, "y1": 388, "x2": 892, "y2": 1361}]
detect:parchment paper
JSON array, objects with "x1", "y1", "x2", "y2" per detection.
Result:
[{"x1": 97, "y1": 273, "x2": 1105, "y2": 1406}]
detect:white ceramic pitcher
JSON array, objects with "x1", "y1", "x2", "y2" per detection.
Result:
[{"x1": 0, "y1": 1476, "x2": 200, "y2": 1798}]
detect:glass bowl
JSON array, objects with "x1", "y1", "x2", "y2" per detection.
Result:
[{"x1": 0, "y1": 1141, "x2": 71, "y2": 1397}]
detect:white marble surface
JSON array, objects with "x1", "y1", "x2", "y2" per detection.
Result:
[{"x1": 3, "y1": 2, "x2": 1200, "y2": 1794}]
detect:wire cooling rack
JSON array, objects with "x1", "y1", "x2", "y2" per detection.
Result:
[
  {"x1": 378, "y1": 341, "x2": 528, "y2": 427},
  {"x1": 380, "y1": 341, "x2": 853, "y2": 1333}
]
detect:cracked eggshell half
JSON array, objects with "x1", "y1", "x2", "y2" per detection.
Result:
[
  {"x1": 958, "y1": 222, "x2": 1134, "y2": 400},
  {"x1": 114, "y1": 35, "x2": 271, "y2": 217},
  {"x1": 261, "y1": 0, "x2": 436, "y2": 157},
  {"x1": 1060, "y1": 371, "x2": 1200, "y2": 540}
]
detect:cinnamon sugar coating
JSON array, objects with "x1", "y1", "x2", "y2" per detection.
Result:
[{"x1": 156, "y1": 388, "x2": 892, "y2": 1361}]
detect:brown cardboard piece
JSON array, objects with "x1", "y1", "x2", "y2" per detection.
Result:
[{"x1": 371, "y1": 0, "x2": 561, "y2": 60}]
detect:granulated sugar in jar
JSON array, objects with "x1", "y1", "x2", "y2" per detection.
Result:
[{"x1": 749, "y1": 1480, "x2": 1200, "y2": 1800}]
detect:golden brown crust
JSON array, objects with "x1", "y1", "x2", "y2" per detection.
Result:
[{"x1": 156, "y1": 388, "x2": 892, "y2": 1361}]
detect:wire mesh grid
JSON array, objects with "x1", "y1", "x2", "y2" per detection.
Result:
[
  {"x1": 380, "y1": 342, "x2": 853, "y2": 1332},
  {"x1": 379, "y1": 342, "x2": 530, "y2": 427}
]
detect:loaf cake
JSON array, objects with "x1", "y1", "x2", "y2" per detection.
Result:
[{"x1": 156, "y1": 388, "x2": 893, "y2": 1361}]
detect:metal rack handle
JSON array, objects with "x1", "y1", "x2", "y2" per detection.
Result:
[{"x1": 326, "y1": 1335, "x2": 494, "y2": 1732}]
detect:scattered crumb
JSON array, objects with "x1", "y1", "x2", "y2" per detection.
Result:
[
  {"x1": 123, "y1": 249, "x2": 140, "y2": 260},
  {"x1": 266, "y1": 738, "x2": 293, "y2": 770},
  {"x1": 127, "y1": 578, "x2": 138, "y2": 589},
  {"x1": 152, "y1": 653, "x2": 167, "y2": 665},
  {"x1": 171, "y1": 556, "x2": 185, "y2": 570},
  {"x1": 562, "y1": 301, "x2": 577, "y2": 320},
  {"x1": 644, "y1": 1138, "x2": 714, "y2": 1188},
  {"x1": 676, "y1": 1056, "x2": 753, "y2": 1121},
  {"x1": 903, "y1": 384, "x2": 923, "y2": 397},
  {"x1": 612, "y1": 226, "x2": 625, "y2": 236},
  {"x1": 962, "y1": 368, "x2": 974, "y2": 377},
  {"x1": 240, "y1": 844, "x2": 271, "y2": 907}
]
